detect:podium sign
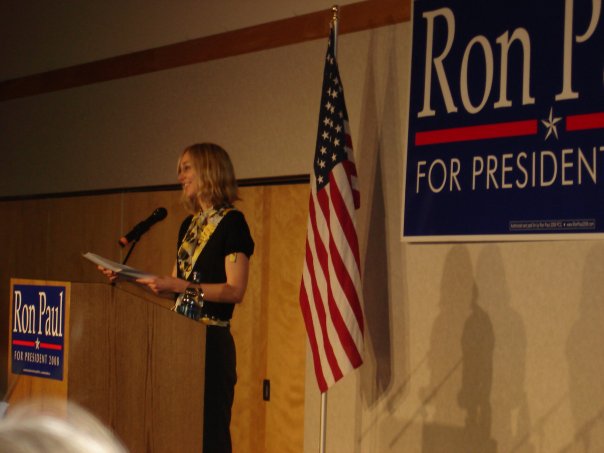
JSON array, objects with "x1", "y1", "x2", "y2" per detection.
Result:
[{"x1": 9, "y1": 280, "x2": 70, "y2": 382}]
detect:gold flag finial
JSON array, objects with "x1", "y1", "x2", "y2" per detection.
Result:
[{"x1": 331, "y1": 5, "x2": 339, "y2": 57}]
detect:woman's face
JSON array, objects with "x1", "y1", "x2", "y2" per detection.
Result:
[{"x1": 178, "y1": 152, "x2": 199, "y2": 201}]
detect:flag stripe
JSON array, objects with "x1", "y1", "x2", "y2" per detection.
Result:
[
  {"x1": 326, "y1": 247, "x2": 363, "y2": 365},
  {"x1": 329, "y1": 168, "x2": 361, "y2": 275},
  {"x1": 327, "y1": 173, "x2": 363, "y2": 331},
  {"x1": 315, "y1": 186, "x2": 346, "y2": 381},
  {"x1": 300, "y1": 246, "x2": 328, "y2": 390},
  {"x1": 326, "y1": 177, "x2": 364, "y2": 362},
  {"x1": 308, "y1": 192, "x2": 343, "y2": 382}
]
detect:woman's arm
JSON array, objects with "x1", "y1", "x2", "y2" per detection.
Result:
[
  {"x1": 137, "y1": 254, "x2": 250, "y2": 304},
  {"x1": 191, "y1": 253, "x2": 250, "y2": 304}
]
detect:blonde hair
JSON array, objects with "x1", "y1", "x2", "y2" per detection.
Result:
[{"x1": 178, "y1": 143, "x2": 240, "y2": 213}]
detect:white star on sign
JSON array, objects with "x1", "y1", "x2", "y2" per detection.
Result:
[{"x1": 541, "y1": 107, "x2": 562, "y2": 140}]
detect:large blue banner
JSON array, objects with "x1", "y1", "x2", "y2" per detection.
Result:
[{"x1": 403, "y1": 0, "x2": 603, "y2": 241}]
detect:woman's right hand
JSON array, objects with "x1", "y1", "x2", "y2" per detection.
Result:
[{"x1": 97, "y1": 265, "x2": 119, "y2": 283}]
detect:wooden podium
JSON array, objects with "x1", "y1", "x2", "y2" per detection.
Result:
[{"x1": 7, "y1": 279, "x2": 206, "y2": 452}]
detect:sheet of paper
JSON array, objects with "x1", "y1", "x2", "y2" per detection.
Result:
[{"x1": 82, "y1": 252, "x2": 156, "y2": 280}]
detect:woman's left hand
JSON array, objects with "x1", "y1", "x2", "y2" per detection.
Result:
[{"x1": 136, "y1": 275, "x2": 189, "y2": 295}]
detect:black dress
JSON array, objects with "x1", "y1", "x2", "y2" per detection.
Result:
[{"x1": 176, "y1": 209, "x2": 254, "y2": 453}]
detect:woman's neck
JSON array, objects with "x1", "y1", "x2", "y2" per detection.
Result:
[{"x1": 198, "y1": 199, "x2": 213, "y2": 213}]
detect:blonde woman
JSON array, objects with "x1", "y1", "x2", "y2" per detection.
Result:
[{"x1": 133, "y1": 143, "x2": 254, "y2": 452}]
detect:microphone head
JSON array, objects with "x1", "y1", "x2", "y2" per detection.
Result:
[
  {"x1": 118, "y1": 207, "x2": 168, "y2": 247},
  {"x1": 153, "y1": 207, "x2": 168, "y2": 221}
]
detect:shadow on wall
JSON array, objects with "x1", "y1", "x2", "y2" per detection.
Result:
[
  {"x1": 421, "y1": 245, "x2": 497, "y2": 453},
  {"x1": 565, "y1": 244, "x2": 604, "y2": 452},
  {"x1": 358, "y1": 22, "x2": 409, "y2": 413},
  {"x1": 476, "y1": 245, "x2": 533, "y2": 453},
  {"x1": 362, "y1": 148, "x2": 392, "y2": 403},
  {"x1": 356, "y1": 26, "x2": 395, "y2": 411},
  {"x1": 357, "y1": 24, "x2": 411, "y2": 451},
  {"x1": 421, "y1": 245, "x2": 537, "y2": 453}
]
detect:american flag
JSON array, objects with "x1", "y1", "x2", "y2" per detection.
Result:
[{"x1": 299, "y1": 26, "x2": 364, "y2": 393}]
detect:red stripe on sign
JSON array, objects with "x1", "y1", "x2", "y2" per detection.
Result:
[
  {"x1": 415, "y1": 119, "x2": 538, "y2": 146},
  {"x1": 566, "y1": 112, "x2": 604, "y2": 131},
  {"x1": 13, "y1": 340, "x2": 35, "y2": 347},
  {"x1": 40, "y1": 343, "x2": 63, "y2": 351}
]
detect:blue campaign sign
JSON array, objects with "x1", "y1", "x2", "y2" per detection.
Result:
[
  {"x1": 11, "y1": 284, "x2": 67, "y2": 381},
  {"x1": 403, "y1": 0, "x2": 604, "y2": 241}
]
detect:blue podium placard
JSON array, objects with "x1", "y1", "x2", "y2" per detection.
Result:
[
  {"x1": 403, "y1": 0, "x2": 603, "y2": 241},
  {"x1": 10, "y1": 283, "x2": 68, "y2": 381}
]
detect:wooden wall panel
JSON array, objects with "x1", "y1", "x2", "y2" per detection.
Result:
[
  {"x1": 121, "y1": 191, "x2": 184, "y2": 276},
  {"x1": 45, "y1": 195, "x2": 122, "y2": 283},
  {"x1": 264, "y1": 184, "x2": 309, "y2": 453},
  {"x1": 230, "y1": 184, "x2": 309, "y2": 453},
  {"x1": 0, "y1": 199, "x2": 51, "y2": 280},
  {"x1": 231, "y1": 186, "x2": 270, "y2": 452}
]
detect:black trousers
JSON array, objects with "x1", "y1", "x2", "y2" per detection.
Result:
[{"x1": 203, "y1": 326, "x2": 237, "y2": 453}]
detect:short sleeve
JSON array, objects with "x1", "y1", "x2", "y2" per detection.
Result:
[{"x1": 224, "y1": 210, "x2": 255, "y2": 258}]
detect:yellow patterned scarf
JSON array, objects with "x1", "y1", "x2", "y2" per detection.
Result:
[{"x1": 177, "y1": 206, "x2": 232, "y2": 280}]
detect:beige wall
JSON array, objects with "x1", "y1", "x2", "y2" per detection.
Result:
[{"x1": 2, "y1": 2, "x2": 603, "y2": 453}]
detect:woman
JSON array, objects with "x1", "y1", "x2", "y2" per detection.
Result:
[{"x1": 102, "y1": 143, "x2": 254, "y2": 453}]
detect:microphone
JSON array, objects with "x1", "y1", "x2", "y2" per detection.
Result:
[{"x1": 119, "y1": 207, "x2": 167, "y2": 246}]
